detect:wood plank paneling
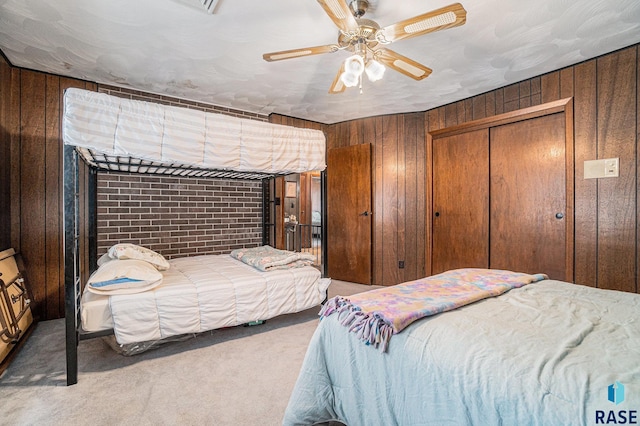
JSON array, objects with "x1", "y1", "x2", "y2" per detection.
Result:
[
  {"x1": 4, "y1": 43, "x2": 640, "y2": 322},
  {"x1": 373, "y1": 117, "x2": 384, "y2": 284},
  {"x1": 472, "y1": 95, "x2": 486, "y2": 120},
  {"x1": 324, "y1": 45, "x2": 639, "y2": 292},
  {"x1": 456, "y1": 101, "x2": 466, "y2": 125},
  {"x1": 381, "y1": 114, "x2": 399, "y2": 285},
  {"x1": 45, "y1": 75, "x2": 61, "y2": 319},
  {"x1": 485, "y1": 92, "x2": 496, "y2": 117},
  {"x1": 403, "y1": 112, "x2": 420, "y2": 280},
  {"x1": 531, "y1": 77, "x2": 542, "y2": 106},
  {"x1": 638, "y1": 46, "x2": 640, "y2": 294},
  {"x1": 573, "y1": 60, "x2": 598, "y2": 287},
  {"x1": 415, "y1": 112, "x2": 426, "y2": 279},
  {"x1": 503, "y1": 83, "x2": 520, "y2": 112},
  {"x1": 397, "y1": 115, "x2": 406, "y2": 283},
  {"x1": 445, "y1": 103, "x2": 458, "y2": 128},
  {"x1": 519, "y1": 81, "x2": 531, "y2": 108},
  {"x1": 541, "y1": 71, "x2": 560, "y2": 103},
  {"x1": 596, "y1": 47, "x2": 637, "y2": 293},
  {"x1": 0, "y1": 57, "x2": 13, "y2": 249},
  {"x1": 8, "y1": 67, "x2": 21, "y2": 253},
  {"x1": 20, "y1": 71, "x2": 47, "y2": 320},
  {"x1": 494, "y1": 89, "x2": 504, "y2": 115}
]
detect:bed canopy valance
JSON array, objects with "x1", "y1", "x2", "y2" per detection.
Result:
[{"x1": 62, "y1": 88, "x2": 326, "y2": 179}]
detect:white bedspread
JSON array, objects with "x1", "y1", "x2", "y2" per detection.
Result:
[
  {"x1": 106, "y1": 254, "x2": 329, "y2": 345},
  {"x1": 284, "y1": 279, "x2": 640, "y2": 425}
]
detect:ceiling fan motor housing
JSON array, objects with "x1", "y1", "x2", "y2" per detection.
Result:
[{"x1": 349, "y1": 0, "x2": 370, "y2": 18}]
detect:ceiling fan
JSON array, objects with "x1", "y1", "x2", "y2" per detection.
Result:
[{"x1": 263, "y1": 0, "x2": 467, "y2": 94}]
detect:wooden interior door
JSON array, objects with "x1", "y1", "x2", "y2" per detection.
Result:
[
  {"x1": 327, "y1": 144, "x2": 372, "y2": 284},
  {"x1": 432, "y1": 130, "x2": 490, "y2": 274},
  {"x1": 489, "y1": 113, "x2": 566, "y2": 279}
]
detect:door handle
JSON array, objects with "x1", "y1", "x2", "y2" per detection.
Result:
[
  {"x1": 360, "y1": 211, "x2": 372, "y2": 216},
  {"x1": 555, "y1": 212, "x2": 564, "y2": 219}
]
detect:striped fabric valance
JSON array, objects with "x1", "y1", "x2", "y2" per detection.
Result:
[{"x1": 62, "y1": 88, "x2": 326, "y2": 175}]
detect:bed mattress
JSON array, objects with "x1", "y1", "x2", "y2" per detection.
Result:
[
  {"x1": 81, "y1": 254, "x2": 329, "y2": 344},
  {"x1": 284, "y1": 279, "x2": 640, "y2": 425}
]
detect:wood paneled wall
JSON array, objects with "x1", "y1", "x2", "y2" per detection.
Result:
[
  {"x1": 0, "y1": 61, "x2": 96, "y2": 320},
  {"x1": 2, "y1": 43, "x2": 638, "y2": 321},
  {"x1": 0, "y1": 55, "x2": 14, "y2": 251},
  {"x1": 318, "y1": 45, "x2": 639, "y2": 292},
  {"x1": 425, "y1": 46, "x2": 638, "y2": 294},
  {"x1": 324, "y1": 114, "x2": 427, "y2": 286}
]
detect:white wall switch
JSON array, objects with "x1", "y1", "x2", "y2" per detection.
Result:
[
  {"x1": 584, "y1": 158, "x2": 619, "y2": 179},
  {"x1": 604, "y1": 158, "x2": 619, "y2": 177}
]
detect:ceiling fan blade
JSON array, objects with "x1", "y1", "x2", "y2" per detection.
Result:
[
  {"x1": 375, "y1": 49, "x2": 433, "y2": 80},
  {"x1": 377, "y1": 3, "x2": 467, "y2": 43},
  {"x1": 316, "y1": 0, "x2": 359, "y2": 33},
  {"x1": 263, "y1": 44, "x2": 338, "y2": 62},
  {"x1": 329, "y1": 62, "x2": 347, "y2": 94}
]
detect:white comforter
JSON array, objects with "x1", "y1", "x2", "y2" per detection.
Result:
[
  {"x1": 108, "y1": 254, "x2": 329, "y2": 345},
  {"x1": 284, "y1": 279, "x2": 640, "y2": 425}
]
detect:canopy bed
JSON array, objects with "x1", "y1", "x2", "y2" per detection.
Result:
[
  {"x1": 284, "y1": 269, "x2": 640, "y2": 425},
  {"x1": 63, "y1": 88, "x2": 328, "y2": 385}
]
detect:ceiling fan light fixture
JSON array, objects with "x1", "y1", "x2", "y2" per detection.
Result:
[
  {"x1": 344, "y1": 54, "x2": 365, "y2": 75},
  {"x1": 365, "y1": 59, "x2": 385, "y2": 82},
  {"x1": 340, "y1": 71, "x2": 360, "y2": 87}
]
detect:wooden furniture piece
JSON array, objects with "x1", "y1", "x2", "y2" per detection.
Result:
[
  {"x1": 429, "y1": 99, "x2": 574, "y2": 281},
  {"x1": 0, "y1": 248, "x2": 34, "y2": 374}
]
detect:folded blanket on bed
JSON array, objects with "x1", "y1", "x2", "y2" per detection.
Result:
[
  {"x1": 230, "y1": 245, "x2": 315, "y2": 272},
  {"x1": 319, "y1": 268, "x2": 548, "y2": 352}
]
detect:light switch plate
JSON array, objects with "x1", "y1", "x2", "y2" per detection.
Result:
[
  {"x1": 604, "y1": 158, "x2": 619, "y2": 177},
  {"x1": 584, "y1": 158, "x2": 619, "y2": 179}
]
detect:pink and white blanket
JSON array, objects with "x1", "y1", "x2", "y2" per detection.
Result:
[{"x1": 319, "y1": 268, "x2": 547, "y2": 352}]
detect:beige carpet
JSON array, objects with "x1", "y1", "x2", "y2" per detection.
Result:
[{"x1": 0, "y1": 280, "x2": 380, "y2": 426}]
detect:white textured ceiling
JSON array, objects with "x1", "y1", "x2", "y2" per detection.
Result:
[{"x1": 1, "y1": 0, "x2": 639, "y2": 124}]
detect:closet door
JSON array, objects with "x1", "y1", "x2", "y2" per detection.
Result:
[
  {"x1": 432, "y1": 129, "x2": 489, "y2": 274},
  {"x1": 489, "y1": 113, "x2": 566, "y2": 279}
]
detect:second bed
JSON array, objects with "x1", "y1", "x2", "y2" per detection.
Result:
[{"x1": 81, "y1": 247, "x2": 330, "y2": 352}]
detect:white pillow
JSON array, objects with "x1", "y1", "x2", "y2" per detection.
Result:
[
  {"x1": 105, "y1": 243, "x2": 170, "y2": 271},
  {"x1": 97, "y1": 252, "x2": 112, "y2": 267},
  {"x1": 87, "y1": 259, "x2": 163, "y2": 295}
]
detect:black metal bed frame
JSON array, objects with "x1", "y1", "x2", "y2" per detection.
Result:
[{"x1": 62, "y1": 145, "x2": 312, "y2": 385}]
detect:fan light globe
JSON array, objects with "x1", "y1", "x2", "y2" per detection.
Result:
[
  {"x1": 340, "y1": 71, "x2": 360, "y2": 87},
  {"x1": 344, "y1": 55, "x2": 365, "y2": 75},
  {"x1": 365, "y1": 59, "x2": 385, "y2": 82}
]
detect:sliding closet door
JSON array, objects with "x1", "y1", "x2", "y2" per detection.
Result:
[
  {"x1": 432, "y1": 130, "x2": 490, "y2": 274},
  {"x1": 489, "y1": 113, "x2": 566, "y2": 279}
]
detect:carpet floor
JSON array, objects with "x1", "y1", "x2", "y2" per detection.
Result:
[{"x1": 0, "y1": 280, "x2": 379, "y2": 426}]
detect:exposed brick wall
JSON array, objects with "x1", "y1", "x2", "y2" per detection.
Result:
[
  {"x1": 97, "y1": 173, "x2": 263, "y2": 259},
  {"x1": 94, "y1": 85, "x2": 268, "y2": 259},
  {"x1": 97, "y1": 85, "x2": 269, "y2": 122}
]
